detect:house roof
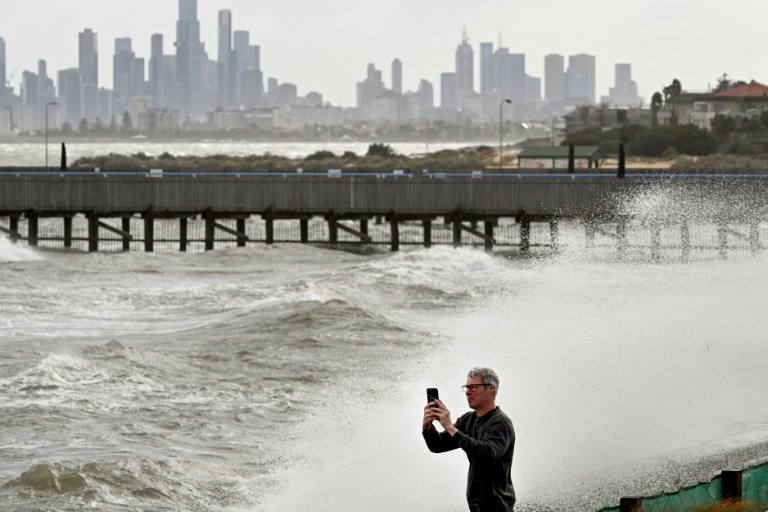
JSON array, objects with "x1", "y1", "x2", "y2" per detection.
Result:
[
  {"x1": 711, "y1": 80, "x2": 768, "y2": 97},
  {"x1": 518, "y1": 146, "x2": 607, "y2": 160}
]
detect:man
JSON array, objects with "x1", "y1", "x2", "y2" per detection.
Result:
[{"x1": 422, "y1": 367, "x2": 516, "y2": 512}]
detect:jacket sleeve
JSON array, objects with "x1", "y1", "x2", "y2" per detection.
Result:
[
  {"x1": 422, "y1": 421, "x2": 461, "y2": 453},
  {"x1": 453, "y1": 418, "x2": 512, "y2": 462}
]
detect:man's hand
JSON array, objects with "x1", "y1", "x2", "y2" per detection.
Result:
[
  {"x1": 427, "y1": 400, "x2": 458, "y2": 436},
  {"x1": 423, "y1": 402, "x2": 438, "y2": 430}
]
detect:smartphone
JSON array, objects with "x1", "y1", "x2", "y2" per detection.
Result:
[{"x1": 427, "y1": 388, "x2": 439, "y2": 407}]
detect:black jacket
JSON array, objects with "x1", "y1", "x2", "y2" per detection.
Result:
[{"x1": 423, "y1": 407, "x2": 515, "y2": 512}]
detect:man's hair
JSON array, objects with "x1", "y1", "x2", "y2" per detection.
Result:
[{"x1": 468, "y1": 367, "x2": 499, "y2": 397}]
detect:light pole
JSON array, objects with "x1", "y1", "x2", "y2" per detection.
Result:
[
  {"x1": 45, "y1": 101, "x2": 57, "y2": 168},
  {"x1": 499, "y1": 99, "x2": 511, "y2": 171}
]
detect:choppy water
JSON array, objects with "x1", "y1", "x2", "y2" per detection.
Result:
[
  {"x1": 3, "y1": 225, "x2": 768, "y2": 511},
  {"x1": 0, "y1": 141, "x2": 479, "y2": 167}
]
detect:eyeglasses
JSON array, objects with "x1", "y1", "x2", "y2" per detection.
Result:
[{"x1": 461, "y1": 384, "x2": 490, "y2": 392}]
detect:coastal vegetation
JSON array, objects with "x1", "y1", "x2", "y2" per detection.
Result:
[{"x1": 71, "y1": 144, "x2": 498, "y2": 172}]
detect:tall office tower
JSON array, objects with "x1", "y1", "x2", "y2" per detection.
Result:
[
  {"x1": 416, "y1": 79, "x2": 434, "y2": 110},
  {"x1": 20, "y1": 71, "x2": 39, "y2": 131},
  {"x1": 232, "y1": 30, "x2": 250, "y2": 106},
  {"x1": 526, "y1": 75, "x2": 541, "y2": 100},
  {"x1": 479, "y1": 42, "x2": 493, "y2": 95},
  {"x1": 391, "y1": 59, "x2": 402, "y2": 94},
  {"x1": 79, "y1": 29, "x2": 99, "y2": 122},
  {"x1": 113, "y1": 38, "x2": 135, "y2": 116},
  {"x1": 356, "y1": 63, "x2": 384, "y2": 110},
  {"x1": 567, "y1": 53, "x2": 596, "y2": 103},
  {"x1": 58, "y1": 68, "x2": 82, "y2": 127},
  {"x1": 0, "y1": 37, "x2": 6, "y2": 107},
  {"x1": 440, "y1": 72, "x2": 457, "y2": 110},
  {"x1": 544, "y1": 54, "x2": 566, "y2": 104},
  {"x1": 149, "y1": 34, "x2": 164, "y2": 107},
  {"x1": 455, "y1": 30, "x2": 474, "y2": 99},
  {"x1": 176, "y1": 0, "x2": 204, "y2": 116},
  {"x1": 37, "y1": 60, "x2": 55, "y2": 128},
  {"x1": 131, "y1": 58, "x2": 145, "y2": 97},
  {"x1": 217, "y1": 10, "x2": 233, "y2": 108},
  {"x1": 609, "y1": 63, "x2": 640, "y2": 106},
  {"x1": 490, "y1": 48, "x2": 525, "y2": 104}
]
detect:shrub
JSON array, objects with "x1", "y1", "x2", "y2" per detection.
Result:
[{"x1": 366, "y1": 143, "x2": 397, "y2": 159}]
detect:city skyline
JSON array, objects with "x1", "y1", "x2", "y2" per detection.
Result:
[{"x1": 1, "y1": 0, "x2": 764, "y2": 108}]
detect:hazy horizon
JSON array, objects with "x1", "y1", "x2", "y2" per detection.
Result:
[{"x1": 1, "y1": 0, "x2": 764, "y2": 107}]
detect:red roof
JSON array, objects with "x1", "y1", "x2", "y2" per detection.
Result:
[{"x1": 712, "y1": 80, "x2": 768, "y2": 97}]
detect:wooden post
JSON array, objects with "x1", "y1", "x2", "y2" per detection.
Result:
[
  {"x1": 238, "y1": 218, "x2": 248, "y2": 247},
  {"x1": 390, "y1": 212, "x2": 400, "y2": 252},
  {"x1": 549, "y1": 219, "x2": 560, "y2": 251},
  {"x1": 453, "y1": 213, "x2": 462, "y2": 248},
  {"x1": 204, "y1": 211, "x2": 215, "y2": 251},
  {"x1": 423, "y1": 219, "x2": 432, "y2": 248},
  {"x1": 718, "y1": 222, "x2": 728, "y2": 260},
  {"x1": 179, "y1": 217, "x2": 188, "y2": 252},
  {"x1": 88, "y1": 213, "x2": 99, "y2": 252},
  {"x1": 9, "y1": 216, "x2": 19, "y2": 243},
  {"x1": 328, "y1": 211, "x2": 338, "y2": 245},
  {"x1": 360, "y1": 219, "x2": 369, "y2": 240},
  {"x1": 619, "y1": 497, "x2": 641, "y2": 512},
  {"x1": 484, "y1": 220, "x2": 494, "y2": 252},
  {"x1": 27, "y1": 212, "x2": 39, "y2": 247},
  {"x1": 519, "y1": 213, "x2": 530, "y2": 252},
  {"x1": 681, "y1": 221, "x2": 690, "y2": 260},
  {"x1": 144, "y1": 211, "x2": 155, "y2": 253},
  {"x1": 122, "y1": 217, "x2": 131, "y2": 252},
  {"x1": 63, "y1": 216, "x2": 73, "y2": 248},
  {"x1": 722, "y1": 470, "x2": 742, "y2": 502},
  {"x1": 300, "y1": 218, "x2": 309, "y2": 243}
]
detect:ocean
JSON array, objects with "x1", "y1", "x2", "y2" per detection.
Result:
[{"x1": 2, "y1": 142, "x2": 768, "y2": 511}]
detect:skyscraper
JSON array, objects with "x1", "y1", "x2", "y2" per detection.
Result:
[
  {"x1": 150, "y1": 34, "x2": 164, "y2": 107},
  {"x1": 79, "y1": 29, "x2": 99, "y2": 122},
  {"x1": 544, "y1": 54, "x2": 566, "y2": 104},
  {"x1": 608, "y1": 63, "x2": 640, "y2": 106},
  {"x1": 479, "y1": 42, "x2": 493, "y2": 95},
  {"x1": 440, "y1": 72, "x2": 457, "y2": 110},
  {"x1": 455, "y1": 30, "x2": 474, "y2": 99},
  {"x1": 567, "y1": 54, "x2": 596, "y2": 103},
  {"x1": 113, "y1": 38, "x2": 135, "y2": 115},
  {"x1": 217, "y1": 10, "x2": 233, "y2": 108},
  {"x1": 392, "y1": 59, "x2": 402, "y2": 95},
  {"x1": 176, "y1": 0, "x2": 203, "y2": 116},
  {"x1": 0, "y1": 37, "x2": 6, "y2": 108}
]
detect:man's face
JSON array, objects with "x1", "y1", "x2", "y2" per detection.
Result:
[{"x1": 465, "y1": 376, "x2": 494, "y2": 410}]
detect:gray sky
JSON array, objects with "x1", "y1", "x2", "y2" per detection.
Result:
[{"x1": 1, "y1": 0, "x2": 764, "y2": 107}]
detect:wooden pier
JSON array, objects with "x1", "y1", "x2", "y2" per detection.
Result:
[{"x1": 1, "y1": 168, "x2": 767, "y2": 255}]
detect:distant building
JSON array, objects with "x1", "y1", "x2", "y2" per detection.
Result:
[
  {"x1": 58, "y1": 68, "x2": 82, "y2": 127},
  {"x1": 455, "y1": 30, "x2": 474, "y2": 102},
  {"x1": 113, "y1": 38, "x2": 136, "y2": 116},
  {"x1": 357, "y1": 63, "x2": 384, "y2": 111},
  {"x1": 79, "y1": 29, "x2": 99, "y2": 122},
  {"x1": 479, "y1": 42, "x2": 493, "y2": 95},
  {"x1": 670, "y1": 80, "x2": 768, "y2": 130},
  {"x1": 440, "y1": 72, "x2": 457, "y2": 110},
  {"x1": 175, "y1": 0, "x2": 204, "y2": 117},
  {"x1": 544, "y1": 54, "x2": 566, "y2": 104},
  {"x1": 566, "y1": 54, "x2": 596, "y2": 104},
  {"x1": 392, "y1": 59, "x2": 402, "y2": 95},
  {"x1": 0, "y1": 37, "x2": 5, "y2": 108},
  {"x1": 606, "y1": 63, "x2": 640, "y2": 107},
  {"x1": 217, "y1": 10, "x2": 233, "y2": 108}
]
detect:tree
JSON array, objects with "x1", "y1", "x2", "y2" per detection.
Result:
[
  {"x1": 79, "y1": 118, "x2": 89, "y2": 133},
  {"x1": 651, "y1": 92, "x2": 664, "y2": 127},
  {"x1": 710, "y1": 114, "x2": 736, "y2": 142},
  {"x1": 714, "y1": 73, "x2": 731, "y2": 93},
  {"x1": 366, "y1": 143, "x2": 396, "y2": 158}
]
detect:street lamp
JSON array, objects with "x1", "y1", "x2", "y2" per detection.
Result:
[
  {"x1": 45, "y1": 101, "x2": 57, "y2": 168},
  {"x1": 499, "y1": 99, "x2": 511, "y2": 171}
]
